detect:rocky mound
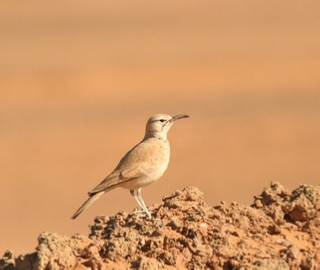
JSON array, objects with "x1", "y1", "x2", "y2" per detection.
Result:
[{"x1": 1, "y1": 182, "x2": 320, "y2": 269}]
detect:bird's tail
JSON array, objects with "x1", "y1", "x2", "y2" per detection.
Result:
[{"x1": 71, "y1": 191, "x2": 104, "y2": 219}]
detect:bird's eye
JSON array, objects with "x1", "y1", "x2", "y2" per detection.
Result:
[{"x1": 159, "y1": 119, "x2": 165, "y2": 122}]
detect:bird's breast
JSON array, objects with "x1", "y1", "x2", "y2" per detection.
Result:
[{"x1": 143, "y1": 139, "x2": 170, "y2": 178}]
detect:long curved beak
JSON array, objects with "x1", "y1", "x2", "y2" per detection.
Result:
[{"x1": 171, "y1": 114, "x2": 189, "y2": 122}]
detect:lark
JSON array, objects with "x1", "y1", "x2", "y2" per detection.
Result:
[{"x1": 71, "y1": 113, "x2": 189, "y2": 219}]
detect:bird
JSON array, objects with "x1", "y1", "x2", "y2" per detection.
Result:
[{"x1": 71, "y1": 113, "x2": 189, "y2": 219}]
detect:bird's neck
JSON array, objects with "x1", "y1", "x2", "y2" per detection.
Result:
[{"x1": 143, "y1": 132, "x2": 167, "y2": 141}]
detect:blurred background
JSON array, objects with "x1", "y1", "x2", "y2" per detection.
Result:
[{"x1": 1, "y1": 1, "x2": 319, "y2": 255}]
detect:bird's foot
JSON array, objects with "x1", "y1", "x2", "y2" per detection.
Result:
[
  {"x1": 132, "y1": 208, "x2": 152, "y2": 218},
  {"x1": 132, "y1": 209, "x2": 145, "y2": 215}
]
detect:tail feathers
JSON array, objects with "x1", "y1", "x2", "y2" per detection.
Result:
[{"x1": 71, "y1": 192, "x2": 104, "y2": 219}]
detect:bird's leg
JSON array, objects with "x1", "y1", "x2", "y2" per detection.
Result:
[
  {"x1": 137, "y1": 188, "x2": 152, "y2": 217},
  {"x1": 130, "y1": 190, "x2": 144, "y2": 210},
  {"x1": 130, "y1": 189, "x2": 148, "y2": 216},
  {"x1": 130, "y1": 189, "x2": 151, "y2": 217}
]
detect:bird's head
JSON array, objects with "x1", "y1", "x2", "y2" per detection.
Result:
[{"x1": 144, "y1": 113, "x2": 189, "y2": 139}]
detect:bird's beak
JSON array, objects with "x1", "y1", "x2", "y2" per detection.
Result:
[{"x1": 171, "y1": 114, "x2": 189, "y2": 122}]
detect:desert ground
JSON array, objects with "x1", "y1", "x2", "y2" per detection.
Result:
[
  {"x1": 1, "y1": 1, "x2": 320, "y2": 256},
  {"x1": 3, "y1": 183, "x2": 320, "y2": 269}
]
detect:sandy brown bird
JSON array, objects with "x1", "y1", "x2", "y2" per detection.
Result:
[{"x1": 71, "y1": 113, "x2": 189, "y2": 219}]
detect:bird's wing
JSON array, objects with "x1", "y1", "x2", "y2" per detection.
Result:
[
  {"x1": 88, "y1": 139, "x2": 161, "y2": 195},
  {"x1": 87, "y1": 165, "x2": 146, "y2": 195}
]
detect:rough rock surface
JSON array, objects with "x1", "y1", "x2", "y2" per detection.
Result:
[{"x1": 1, "y1": 182, "x2": 320, "y2": 269}]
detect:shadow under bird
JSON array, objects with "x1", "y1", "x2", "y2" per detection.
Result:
[{"x1": 71, "y1": 113, "x2": 189, "y2": 219}]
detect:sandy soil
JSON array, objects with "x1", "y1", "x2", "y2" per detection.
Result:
[
  {"x1": 1, "y1": 183, "x2": 320, "y2": 269},
  {"x1": 1, "y1": 1, "x2": 320, "y2": 256}
]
